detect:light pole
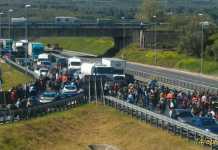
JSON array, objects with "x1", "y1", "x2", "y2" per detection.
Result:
[
  {"x1": 121, "y1": 16, "x2": 125, "y2": 50},
  {"x1": 153, "y1": 15, "x2": 157, "y2": 65},
  {"x1": 198, "y1": 13, "x2": 209, "y2": 74},
  {"x1": 8, "y1": 9, "x2": 13, "y2": 39},
  {"x1": 0, "y1": 12, "x2": 4, "y2": 38},
  {"x1": 25, "y1": 4, "x2": 31, "y2": 42},
  {"x1": 24, "y1": 4, "x2": 31, "y2": 98},
  {"x1": 24, "y1": 4, "x2": 31, "y2": 73}
]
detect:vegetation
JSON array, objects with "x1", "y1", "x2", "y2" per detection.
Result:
[
  {"x1": 0, "y1": 62, "x2": 32, "y2": 90},
  {"x1": 0, "y1": 104, "x2": 207, "y2": 150},
  {"x1": 117, "y1": 43, "x2": 218, "y2": 75},
  {"x1": 0, "y1": 0, "x2": 140, "y2": 21},
  {"x1": 37, "y1": 37, "x2": 114, "y2": 56}
]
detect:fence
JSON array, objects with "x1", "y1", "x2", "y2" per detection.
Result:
[
  {"x1": 0, "y1": 93, "x2": 86, "y2": 124},
  {"x1": 126, "y1": 68, "x2": 218, "y2": 94},
  {"x1": 104, "y1": 96, "x2": 218, "y2": 149}
]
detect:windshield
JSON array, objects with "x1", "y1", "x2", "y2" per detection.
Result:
[
  {"x1": 70, "y1": 62, "x2": 81, "y2": 66},
  {"x1": 41, "y1": 61, "x2": 51, "y2": 65},
  {"x1": 40, "y1": 70, "x2": 48, "y2": 73},
  {"x1": 42, "y1": 92, "x2": 57, "y2": 97},
  {"x1": 65, "y1": 85, "x2": 77, "y2": 90},
  {"x1": 94, "y1": 67, "x2": 113, "y2": 74}
]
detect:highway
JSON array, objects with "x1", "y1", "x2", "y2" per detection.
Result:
[
  {"x1": 127, "y1": 63, "x2": 218, "y2": 89},
  {"x1": 57, "y1": 50, "x2": 218, "y2": 90}
]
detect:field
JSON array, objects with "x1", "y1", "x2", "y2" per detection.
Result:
[
  {"x1": 37, "y1": 37, "x2": 114, "y2": 56},
  {"x1": 116, "y1": 43, "x2": 218, "y2": 75},
  {"x1": 0, "y1": 104, "x2": 208, "y2": 150},
  {"x1": 0, "y1": 62, "x2": 33, "y2": 90}
]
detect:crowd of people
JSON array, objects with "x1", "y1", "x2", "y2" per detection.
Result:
[
  {"x1": 0, "y1": 70, "x2": 83, "y2": 110},
  {"x1": 104, "y1": 80, "x2": 218, "y2": 119}
]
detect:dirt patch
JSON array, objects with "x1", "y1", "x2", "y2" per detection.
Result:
[{"x1": 88, "y1": 144, "x2": 120, "y2": 150}]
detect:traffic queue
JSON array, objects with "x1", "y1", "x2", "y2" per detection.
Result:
[{"x1": 1, "y1": 39, "x2": 218, "y2": 135}]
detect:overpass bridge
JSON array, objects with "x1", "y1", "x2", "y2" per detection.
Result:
[{"x1": 0, "y1": 21, "x2": 152, "y2": 51}]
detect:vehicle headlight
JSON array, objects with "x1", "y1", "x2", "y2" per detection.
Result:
[{"x1": 205, "y1": 129, "x2": 210, "y2": 132}]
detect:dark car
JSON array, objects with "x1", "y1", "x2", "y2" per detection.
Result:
[
  {"x1": 190, "y1": 117, "x2": 218, "y2": 134},
  {"x1": 171, "y1": 109, "x2": 193, "y2": 124}
]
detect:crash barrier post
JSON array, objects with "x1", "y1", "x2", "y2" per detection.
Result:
[
  {"x1": 104, "y1": 96, "x2": 218, "y2": 149},
  {"x1": 0, "y1": 93, "x2": 86, "y2": 124}
]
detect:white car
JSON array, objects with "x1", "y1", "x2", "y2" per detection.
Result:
[
  {"x1": 61, "y1": 83, "x2": 78, "y2": 94},
  {"x1": 34, "y1": 68, "x2": 48, "y2": 77}
]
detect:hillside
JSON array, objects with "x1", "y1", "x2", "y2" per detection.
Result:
[
  {"x1": 37, "y1": 37, "x2": 114, "y2": 56},
  {"x1": 0, "y1": 61, "x2": 33, "y2": 90},
  {"x1": 0, "y1": 104, "x2": 208, "y2": 150}
]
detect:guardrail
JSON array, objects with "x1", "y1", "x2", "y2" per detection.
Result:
[
  {"x1": 104, "y1": 96, "x2": 218, "y2": 149},
  {"x1": 4, "y1": 58, "x2": 39, "y2": 79},
  {"x1": 0, "y1": 94, "x2": 86, "y2": 124},
  {"x1": 126, "y1": 68, "x2": 218, "y2": 94}
]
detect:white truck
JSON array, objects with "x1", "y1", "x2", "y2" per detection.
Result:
[
  {"x1": 68, "y1": 57, "x2": 81, "y2": 70},
  {"x1": 102, "y1": 58, "x2": 126, "y2": 74},
  {"x1": 80, "y1": 62, "x2": 125, "y2": 80}
]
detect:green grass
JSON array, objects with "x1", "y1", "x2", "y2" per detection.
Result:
[
  {"x1": 117, "y1": 43, "x2": 218, "y2": 75},
  {"x1": 37, "y1": 37, "x2": 114, "y2": 56},
  {"x1": 0, "y1": 62, "x2": 33, "y2": 90},
  {"x1": 0, "y1": 104, "x2": 208, "y2": 150}
]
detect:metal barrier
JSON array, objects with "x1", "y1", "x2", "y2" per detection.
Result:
[
  {"x1": 4, "y1": 58, "x2": 39, "y2": 79},
  {"x1": 104, "y1": 96, "x2": 218, "y2": 148},
  {"x1": 0, "y1": 93, "x2": 86, "y2": 124},
  {"x1": 126, "y1": 68, "x2": 218, "y2": 94}
]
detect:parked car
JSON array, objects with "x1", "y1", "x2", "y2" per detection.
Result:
[
  {"x1": 190, "y1": 117, "x2": 218, "y2": 134},
  {"x1": 171, "y1": 109, "x2": 193, "y2": 124},
  {"x1": 61, "y1": 83, "x2": 84, "y2": 97},
  {"x1": 39, "y1": 91, "x2": 60, "y2": 104},
  {"x1": 61, "y1": 83, "x2": 78, "y2": 94}
]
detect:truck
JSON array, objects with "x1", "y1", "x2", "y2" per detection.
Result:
[
  {"x1": 80, "y1": 62, "x2": 125, "y2": 80},
  {"x1": 11, "y1": 17, "x2": 26, "y2": 24},
  {"x1": 102, "y1": 58, "x2": 126, "y2": 74},
  {"x1": 12, "y1": 40, "x2": 28, "y2": 58},
  {"x1": 28, "y1": 42, "x2": 44, "y2": 60}
]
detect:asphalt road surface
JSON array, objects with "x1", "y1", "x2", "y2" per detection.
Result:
[{"x1": 55, "y1": 50, "x2": 218, "y2": 89}]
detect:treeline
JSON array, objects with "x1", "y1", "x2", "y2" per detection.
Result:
[
  {"x1": 0, "y1": 0, "x2": 140, "y2": 21},
  {"x1": 138, "y1": 0, "x2": 218, "y2": 61}
]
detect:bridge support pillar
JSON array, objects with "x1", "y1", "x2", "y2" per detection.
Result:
[{"x1": 139, "y1": 29, "x2": 145, "y2": 49}]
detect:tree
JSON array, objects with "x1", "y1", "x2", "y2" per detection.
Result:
[
  {"x1": 137, "y1": 0, "x2": 165, "y2": 22},
  {"x1": 177, "y1": 15, "x2": 215, "y2": 57},
  {"x1": 206, "y1": 33, "x2": 218, "y2": 61}
]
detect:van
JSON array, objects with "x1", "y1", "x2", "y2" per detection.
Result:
[{"x1": 68, "y1": 57, "x2": 81, "y2": 70}]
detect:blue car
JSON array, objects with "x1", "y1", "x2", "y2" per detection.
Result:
[{"x1": 190, "y1": 117, "x2": 218, "y2": 134}]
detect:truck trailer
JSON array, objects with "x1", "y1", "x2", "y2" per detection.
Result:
[{"x1": 28, "y1": 42, "x2": 44, "y2": 60}]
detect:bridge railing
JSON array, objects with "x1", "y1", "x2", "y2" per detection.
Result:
[
  {"x1": 104, "y1": 96, "x2": 218, "y2": 148},
  {"x1": 126, "y1": 68, "x2": 218, "y2": 94}
]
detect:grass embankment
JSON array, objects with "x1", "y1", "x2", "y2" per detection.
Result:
[
  {"x1": 0, "y1": 62, "x2": 33, "y2": 90},
  {"x1": 0, "y1": 104, "x2": 207, "y2": 150},
  {"x1": 117, "y1": 43, "x2": 218, "y2": 75},
  {"x1": 38, "y1": 37, "x2": 114, "y2": 56}
]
